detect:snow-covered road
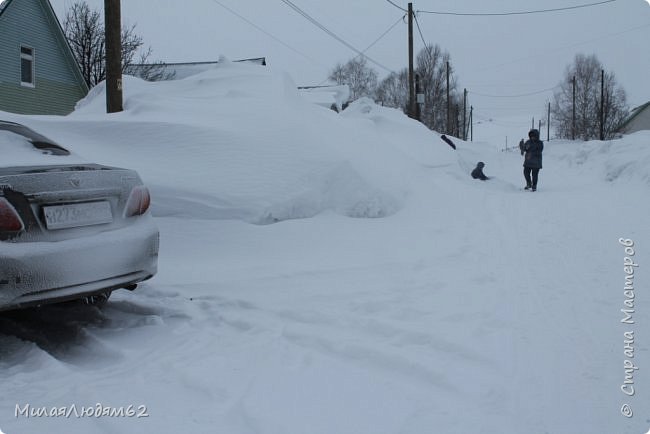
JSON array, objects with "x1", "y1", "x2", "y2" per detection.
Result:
[
  {"x1": 1, "y1": 64, "x2": 648, "y2": 434},
  {"x1": 3, "y1": 153, "x2": 648, "y2": 434}
]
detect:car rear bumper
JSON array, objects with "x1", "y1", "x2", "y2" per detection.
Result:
[{"x1": 0, "y1": 216, "x2": 159, "y2": 311}]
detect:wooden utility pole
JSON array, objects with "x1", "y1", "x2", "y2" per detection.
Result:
[
  {"x1": 470, "y1": 105, "x2": 473, "y2": 141},
  {"x1": 599, "y1": 69, "x2": 604, "y2": 140},
  {"x1": 572, "y1": 75, "x2": 576, "y2": 140},
  {"x1": 446, "y1": 61, "x2": 450, "y2": 134},
  {"x1": 408, "y1": 3, "x2": 415, "y2": 119},
  {"x1": 415, "y1": 73, "x2": 421, "y2": 121},
  {"x1": 105, "y1": 0, "x2": 123, "y2": 113},
  {"x1": 547, "y1": 102, "x2": 551, "y2": 141},
  {"x1": 463, "y1": 88, "x2": 467, "y2": 140}
]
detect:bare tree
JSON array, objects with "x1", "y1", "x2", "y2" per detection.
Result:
[
  {"x1": 119, "y1": 22, "x2": 144, "y2": 71},
  {"x1": 124, "y1": 58, "x2": 176, "y2": 82},
  {"x1": 328, "y1": 44, "x2": 461, "y2": 134},
  {"x1": 415, "y1": 44, "x2": 460, "y2": 133},
  {"x1": 63, "y1": 2, "x2": 104, "y2": 88},
  {"x1": 551, "y1": 53, "x2": 628, "y2": 140},
  {"x1": 63, "y1": 1, "x2": 165, "y2": 87},
  {"x1": 375, "y1": 70, "x2": 408, "y2": 111},
  {"x1": 328, "y1": 57, "x2": 378, "y2": 102},
  {"x1": 329, "y1": 63, "x2": 346, "y2": 87},
  {"x1": 375, "y1": 44, "x2": 460, "y2": 134}
]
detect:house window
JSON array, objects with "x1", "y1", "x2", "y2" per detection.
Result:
[{"x1": 20, "y1": 46, "x2": 35, "y2": 87}]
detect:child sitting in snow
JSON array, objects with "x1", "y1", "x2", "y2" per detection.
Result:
[{"x1": 471, "y1": 162, "x2": 490, "y2": 180}]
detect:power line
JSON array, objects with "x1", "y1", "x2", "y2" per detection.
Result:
[
  {"x1": 385, "y1": 0, "x2": 407, "y2": 13},
  {"x1": 360, "y1": 15, "x2": 405, "y2": 56},
  {"x1": 470, "y1": 86, "x2": 559, "y2": 98},
  {"x1": 418, "y1": 0, "x2": 617, "y2": 16},
  {"x1": 279, "y1": 0, "x2": 394, "y2": 72},
  {"x1": 207, "y1": 0, "x2": 325, "y2": 68},
  {"x1": 409, "y1": 10, "x2": 560, "y2": 109},
  {"x1": 317, "y1": 14, "x2": 404, "y2": 85},
  {"x1": 413, "y1": 13, "x2": 428, "y2": 49},
  {"x1": 278, "y1": 0, "x2": 395, "y2": 73}
]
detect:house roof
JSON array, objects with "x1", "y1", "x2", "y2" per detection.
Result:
[
  {"x1": 0, "y1": 0, "x2": 12, "y2": 16},
  {"x1": 41, "y1": 0, "x2": 89, "y2": 93},
  {"x1": 618, "y1": 101, "x2": 650, "y2": 131},
  {"x1": 127, "y1": 58, "x2": 267, "y2": 81}
]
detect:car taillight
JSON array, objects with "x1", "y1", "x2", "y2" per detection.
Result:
[
  {"x1": 124, "y1": 185, "x2": 151, "y2": 217},
  {"x1": 0, "y1": 197, "x2": 24, "y2": 232}
]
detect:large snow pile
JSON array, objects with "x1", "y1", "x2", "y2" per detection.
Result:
[
  {"x1": 1, "y1": 61, "x2": 649, "y2": 434},
  {"x1": 62, "y1": 63, "x2": 445, "y2": 224}
]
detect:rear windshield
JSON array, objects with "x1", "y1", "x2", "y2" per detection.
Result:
[{"x1": 0, "y1": 122, "x2": 70, "y2": 156}]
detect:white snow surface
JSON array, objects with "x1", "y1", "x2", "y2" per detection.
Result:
[
  {"x1": 1, "y1": 61, "x2": 649, "y2": 434},
  {"x1": 0, "y1": 130, "x2": 88, "y2": 167}
]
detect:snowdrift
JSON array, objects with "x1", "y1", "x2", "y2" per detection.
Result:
[{"x1": 64, "y1": 63, "x2": 444, "y2": 224}]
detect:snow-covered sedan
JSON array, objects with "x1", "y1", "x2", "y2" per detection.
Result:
[{"x1": 0, "y1": 120, "x2": 159, "y2": 311}]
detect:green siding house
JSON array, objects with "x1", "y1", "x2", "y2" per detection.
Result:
[{"x1": 0, "y1": 0, "x2": 88, "y2": 115}]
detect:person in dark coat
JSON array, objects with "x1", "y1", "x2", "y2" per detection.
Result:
[
  {"x1": 471, "y1": 161, "x2": 489, "y2": 180},
  {"x1": 523, "y1": 129, "x2": 543, "y2": 191}
]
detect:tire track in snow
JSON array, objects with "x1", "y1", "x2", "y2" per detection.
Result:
[{"x1": 169, "y1": 263, "x2": 499, "y2": 395}]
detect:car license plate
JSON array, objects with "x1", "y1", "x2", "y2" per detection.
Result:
[{"x1": 44, "y1": 201, "x2": 113, "y2": 230}]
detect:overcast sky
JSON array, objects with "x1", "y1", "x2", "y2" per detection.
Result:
[{"x1": 47, "y1": 0, "x2": 650, "y2": 121}]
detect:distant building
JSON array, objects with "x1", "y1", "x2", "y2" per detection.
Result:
[
  {"x1": 126, "y1": 58, "x2": 267, "y2": 81},
  {"x1": 0, "y1": 0, "x2": 88, "y2": 115},
  {"x1": 618, "y1": 101, "x2": 650, "y2": 134}
]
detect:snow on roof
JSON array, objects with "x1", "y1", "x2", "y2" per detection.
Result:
[
  {"x1": 127, "y1": 57, "x2": 267, "y2": 81},
  {"x1": 618, "y1": 100, "x2": 650, "y2": 132}
]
